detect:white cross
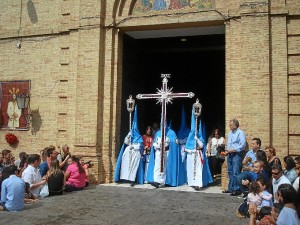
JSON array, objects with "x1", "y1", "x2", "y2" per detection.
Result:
[{"x1": 136, "y1": 74, "x2": 194, "y2": 172}]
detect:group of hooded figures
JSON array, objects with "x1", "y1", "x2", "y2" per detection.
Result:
[{"x1": 114, "y1": 106, "x2": 213, "y2": 190}]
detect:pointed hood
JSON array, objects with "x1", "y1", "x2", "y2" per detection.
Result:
[
  {"x1": 131, "y1": 105, "x2": 143, "y2": 143},
  {"x1": 177, "y1": 105, "x2": 190, "y2": 140},
  {"x1": 198, "y1": 119, "x2": 206, "y2": 145},
  {"x1": 167, "y1": 120, "x2": 172, "y2": 131},
  {"x1": 185, "y1": 106, "x2": 197, "y2": 150}
]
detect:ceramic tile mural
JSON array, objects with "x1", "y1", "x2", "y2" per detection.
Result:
[
  {"x1": 133, "y1": 0, "x2": 215, "y2": 14},
  {"x1": 0, "y1": 80, "x2": 30, "y2": 130}
]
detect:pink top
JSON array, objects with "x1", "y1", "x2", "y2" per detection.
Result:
[
  {"x1": 247, "y1": 192, "x2": 262, "y2": 206},
  {"x1": 66, "y1": 163, "x2": 86, "y2": 188}
]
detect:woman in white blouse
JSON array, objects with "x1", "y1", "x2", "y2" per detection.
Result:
[{"x1": 206, "y1": 128, "x2": 225, "y2": 178}]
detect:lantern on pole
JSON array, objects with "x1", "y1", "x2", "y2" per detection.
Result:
[
  {"x1": 16, "y1": 93, "x2": 31, "y2": 127},
  {"x1": 126, "y1": 95, "x2": 135, "y2": 132}
]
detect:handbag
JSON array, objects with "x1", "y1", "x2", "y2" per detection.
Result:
[
  {"x1": 40, "y1": 183, "x2": 49, "y2": 198},
  {"x1": 216, "y1": 146, "x2": 226, "y2": 161}
]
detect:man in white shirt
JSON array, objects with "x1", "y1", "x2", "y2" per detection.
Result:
[
  {"x1": 22, "y1": 154, "x2": 46, "y2": 197},
  {"x1": 272, "y1": 163, "x2": 291, "y2": 203}
]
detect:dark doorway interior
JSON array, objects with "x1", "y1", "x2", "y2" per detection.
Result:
[{"x1": 120, "y1": 32, "x2": 225, "y2": 149}]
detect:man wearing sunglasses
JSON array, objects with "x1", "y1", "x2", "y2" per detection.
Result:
[{"x1": 272, "y1": 164, "x2": 290, "y2": 203}]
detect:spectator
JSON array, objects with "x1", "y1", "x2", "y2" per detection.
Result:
[
  {"x1": 294, "y1": 156, "x2": 300, "y2": 175},
  {"x1": 257, "y1": 177, "x2": 273, "y2": 208},
  {"x1": 16, "y1": 152, "x2": 28, "y2": 177},
  {"x1": 142, "y1": 126, "x2": 153, "y2": 183},
  {"x1": 22, "y1": 154, "x2": 46, "y2": 197},
  {"x1": 1, "y1": 150, "x2": 12, "y2": 168},
  {"x1": 0, "y1": 167, "x2": 11, "y2": 195},
  {"x1": 276, "y1": 183, "x2": 300, "y2": 225},
  {"x1": 222, "y1": 119, "x2": 246, "y2": 196},
  {"x1": 0, "y1": 165, "x2": 25, "y2": 211},
  {"x1": 47, "y1": 159, "x2": 64, "y2": 196},
  {"x1": 248, "y1": 202, "x2": 283, "y2": 225},
  {"x1": 39, "y1": 146, "x2": 58, "y2": 177},
  {"x1": 264, "y1": 146, "x2": 281, "y2": 176},
  {"x1": 283, "y1": 156, "x2": 297, "y2": 184},
  {"x1": 235, "y1": 161, "x2": 266, "y2": 195},
  {"x1": 271, "y1": 164, "x2": 291, "y2": 203},
  {"x1": 64, "y1": 156, "x2": 86, "y2": 192},
  {"x1": 58, "y1": 144, "x2": 71, "y2": 171},
  {"x1": 206, "y1": 128, "x2": 225, "y2": 178},
  {"x1": 242, "y1": 138, "x2": 261, "y2": 171},
  {"x1": 236, "y1": 181, "x2": 263, "y2": 218},
  {"x1": 14, "y1": 152, "x2": 26, "y2": 168},
  {"x1": 293, "y1": 175, "x2": 299, "y2": 193},
  {"x1": 80, "y1": 157, "x2": 92, "y2": 187}
]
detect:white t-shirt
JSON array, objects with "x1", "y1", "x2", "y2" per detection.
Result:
[
  {"x1": 210, "y1": 137, "x2": 224, "y2": 156},
  {"x1": 272, "y1": 175, "x2": 291, "y2": 203},
  {"x1": 22, "y1": 165, "x2": 43, "y2": 197},
  {"x1": 293, "y1": 177, "x2": 299, "y2": 192}
]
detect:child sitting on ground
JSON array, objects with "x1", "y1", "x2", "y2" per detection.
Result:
[
  {"x1": 257, "y1": 177, "x2": 273, "y2": 208},
  {"x1": 236, "y1": 181, "x2": 262, "y2": 218}
]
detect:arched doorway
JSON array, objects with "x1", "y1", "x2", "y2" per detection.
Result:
[{"x1": 119, "y1": 26, "x2": 225, "y2": 149}]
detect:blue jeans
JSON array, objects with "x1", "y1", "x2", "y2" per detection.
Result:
[
  {"x1": 227, "y1": 152, "x2": 242, "y2": 192},
  {"x1": 235, "y1": 171, "x2": 252, "y2": 193}
]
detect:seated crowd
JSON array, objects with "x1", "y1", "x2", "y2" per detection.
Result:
[
  {"x1": 1, "y1": 135, "x2": 300, "y2": 225},
  {"x1": 223, "y1": 138, "x2": 300, "y2": 224},
  {"x1": 0, "y1": 145, "x2": 93, "y2": 212}
]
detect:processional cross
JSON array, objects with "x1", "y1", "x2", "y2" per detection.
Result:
[{"x1": 136, "y1": 74, "x2": 194, "y2": 172}]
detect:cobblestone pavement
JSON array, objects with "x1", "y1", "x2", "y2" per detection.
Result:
[{"x1": 0, "y1": 183, "x2": 246, "y2": 225}]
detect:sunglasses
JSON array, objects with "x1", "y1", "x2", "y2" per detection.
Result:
[{"x1": 272, "y1": 172, "x2": 280, "y2": 175}]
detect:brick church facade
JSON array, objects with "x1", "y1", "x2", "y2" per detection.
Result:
[{"x1": 0, "y1": 0, "x2": 299, "y2": 184}]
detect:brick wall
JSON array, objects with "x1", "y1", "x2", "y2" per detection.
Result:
[{"x1": 0, "y1": 0, "x2": 299, "y2": 184}]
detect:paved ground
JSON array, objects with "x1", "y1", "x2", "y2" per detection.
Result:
[{"x1": 0, "y1": 182, "x2": 247, "y2": 225}]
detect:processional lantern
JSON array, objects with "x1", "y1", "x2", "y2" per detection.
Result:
[
  {"x1": 16, "y1": 93, "x2": 31, "y2": 127},
  {"x1": 193, "y1": 98, "x2": 202, "y2": 118},
  {"x1": 126, "y1": 95, "x2": 135, "y2": 134},
  {"x1": 126, "y1": 95, "x2": 135, "y2": 113}
]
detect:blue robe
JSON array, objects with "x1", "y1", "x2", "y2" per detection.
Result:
[
  {"x1": 114, "y1": 142, "x2": 144, "y2": 184},
  {"x1": 114, "y1": 106, "x2": 144, "y2": 184},
  {"x1": 146, "y1": 129, "x2": 185, "y2": 186},
  {"x1": 198, "y1": 120, "x2": 213, "y2": 186}
]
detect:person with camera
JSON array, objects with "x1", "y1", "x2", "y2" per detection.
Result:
[
  {"x1": 80, "y1": 157, "x2": 93, "y2": 187},
  {"x1": 57, "y1": 144, "x2": 71, "y2": 171},
  {"x1": 206, "y1": 128, "x2": 225, "y2": 178}
]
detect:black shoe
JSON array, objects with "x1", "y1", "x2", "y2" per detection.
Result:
[
  {"x1": 222, "y1": 190, "x2": 231, "y2": 193},
  {"x1": 130, "y1": 182, "x2": 135, "y2": 187},
  {"x1": 151, "y1": 182, "x2": 160, "y2": 188},
  {"x1": 230, "y1": 190, "x2": 242, "y2": 196},
  {"x1": 194, "y1": 186, "x2": 200, "y2": 191},
  {"x1": 158, "y1": 184, "x2": 165, "y2": 188},
  {"x1": 242, "y1": 191, "x2": 249, "y2": 198}
]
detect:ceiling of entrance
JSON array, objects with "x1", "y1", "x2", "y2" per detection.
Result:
[{"x1": 125, "y1": 25, "x2": 225, "y2": 39}]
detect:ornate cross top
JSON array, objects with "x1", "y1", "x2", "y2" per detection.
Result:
[{"x1": 136, "y1": 74, "x2": 194, "y2": 172}]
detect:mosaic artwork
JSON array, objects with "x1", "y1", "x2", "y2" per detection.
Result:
[
  {"x1": 133, "y1": 0, "x2": 215, "y2": 14},
  {"x1": 0, "y1": 80, "x2": 30, "y2": 130}
]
